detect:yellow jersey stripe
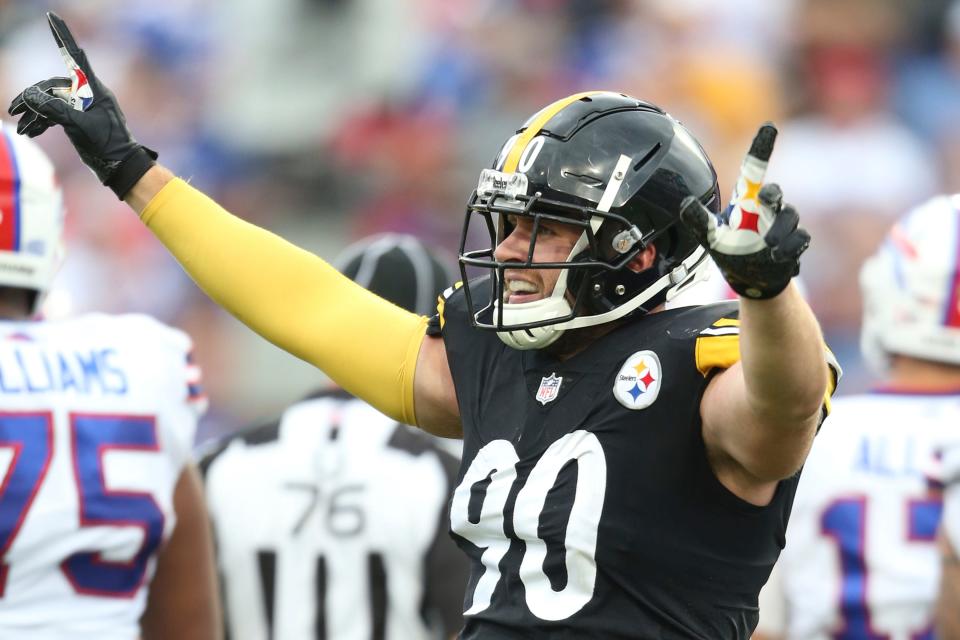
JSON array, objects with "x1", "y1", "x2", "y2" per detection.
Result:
[
  {"x1": 501, "y1": 91, "x2": 604, "y2": 172},
  {"x1": 695, "y1": 334, "x2": 741, "y2": 376},
  {"x1": 694, "y1": 330, "x2": 840, "y2": 418},
  {"x1": 437, "y1": 281, "x2": 464, "y2": 330}
]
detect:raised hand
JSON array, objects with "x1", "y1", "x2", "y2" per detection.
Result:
[
  {"x1": 680, "y1": 123, "x2": 810, "y2": 300},
  {"x1": 7, "y1": 12, "x2": 157, "y2": 200}
]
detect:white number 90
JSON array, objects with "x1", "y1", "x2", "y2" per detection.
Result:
[{"x1": 450, "y1": 430, "x2": 607, "y2": 621}]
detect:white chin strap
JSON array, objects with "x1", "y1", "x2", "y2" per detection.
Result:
[
  {"x1": 494, "y1": 153, "x2": 711, "y2": 351},
  {"x1": 495, "y1": 296, "x2": 573, "y2": 350},
  {"x1": 495, "y1": 244, "x2": 709, "y2": 350}
]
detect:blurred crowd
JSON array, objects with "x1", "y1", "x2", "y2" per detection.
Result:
[{"x1": 0, "y1": 0, "x2": 955, "y2": 441}]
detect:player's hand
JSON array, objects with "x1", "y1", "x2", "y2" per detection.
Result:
[
  {"x1": 7, "y1": 12, "x2": 156, "y2": 200},
  {"x1": 679, "y1": 123, "x2": 810, "y2": 300}
]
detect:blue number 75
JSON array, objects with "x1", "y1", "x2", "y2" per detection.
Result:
[{"x1": 0, "y1": 412, "x2": 164, "y2": 598}]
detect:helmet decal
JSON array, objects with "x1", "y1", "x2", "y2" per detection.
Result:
[
  {"x1": 494, "y1": 134, "x2": 520, "y2": 171},
  {"x1": 943, "y1": 209, "x2": 960, "y2": 328},
  {"x1": 0, "y1": 125, "x2": 65, "y2": 317},
  {"x1": 500, "y1": 91, "x2": 603, "y2": 173},
  {"x1": 0, "y1": 130, "x2": 22, "y2": 252},
  {"x1": 516, "y1": 136, "x2": 545, "y2": 173}
]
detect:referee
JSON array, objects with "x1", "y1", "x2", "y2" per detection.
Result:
[{"x1": 201, "y1": 234, "x2": 466, "y2": 640}]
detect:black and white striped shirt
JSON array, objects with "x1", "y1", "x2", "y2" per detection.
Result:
[{"x1": 201, "y1": 389, "x2": 466, "y2": 640}]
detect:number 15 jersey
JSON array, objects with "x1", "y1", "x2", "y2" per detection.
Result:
[
  {"x1": 429, "y1": 277, "x2": 839, "y2": 640},
  {"x1": 0, "y1": 313, "x2": 204, "y2": 640},
  {"x1": 760, "y1": 391, "x2": 959, "y2": 639}
]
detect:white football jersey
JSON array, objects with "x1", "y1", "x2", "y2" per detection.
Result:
[
  {"x1": 760, "y1": 391, "x2": 960, "y2": 639},
  {"x1": 202, "y1": 390, "x2": 466, "y2": 640},
  {"x1": 0, "y1": 313, "x2": 204, "y2": 639}
]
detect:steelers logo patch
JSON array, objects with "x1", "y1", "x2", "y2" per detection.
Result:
[{"x1": 613, "y1": 350, "x2": 662, "y2": 410}]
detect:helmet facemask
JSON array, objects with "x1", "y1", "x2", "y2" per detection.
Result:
[
  {"x1": 460, "y1": 171, "x2": 601, "y2": 349},
  {"x1": 459, "y1": 164, "x2": 709, "y2": 350}
]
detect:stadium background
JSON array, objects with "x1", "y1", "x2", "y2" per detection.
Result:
[{"x1": 0, "y1": 0, "x2": 955, "y2": 442}]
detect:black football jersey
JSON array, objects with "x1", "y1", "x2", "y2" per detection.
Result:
[{"x1": 427, "y1": 277, "x2": 823, "y2": 639}]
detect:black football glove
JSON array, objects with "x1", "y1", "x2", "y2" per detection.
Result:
[
  {"x1": 680, "y1": 123, "x2": 809, "y2": 300},
  {"x1": 7, "y1": 12, "x2": 156, "y2": 200}
]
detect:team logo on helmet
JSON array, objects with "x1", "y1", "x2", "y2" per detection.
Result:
[
  {"x1": 613, "y1": 350, "x2": 662, "y2": 410},
  {"x1": 536, "y1": 373, "x2": 563, "y2": 405}
]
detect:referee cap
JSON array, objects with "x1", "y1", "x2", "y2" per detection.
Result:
[{"x1": 334, "y1": 233, "x2": 454, "y2": 316}]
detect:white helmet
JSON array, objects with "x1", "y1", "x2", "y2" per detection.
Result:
[
  {"x1": 860, "y1": 194, "x2": 960, "y2": 372},
  {"x1": 0, "y1": 125, "x2": 65, "y2": 317}
]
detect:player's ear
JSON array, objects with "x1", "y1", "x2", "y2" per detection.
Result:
[{"x1": 626, "y1": 243, "x2": 657, "y2": 273}]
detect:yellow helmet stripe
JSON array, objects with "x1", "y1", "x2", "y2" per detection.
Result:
[{"x1": 501, "y1": 91, "x2": 605, "y2": 173}]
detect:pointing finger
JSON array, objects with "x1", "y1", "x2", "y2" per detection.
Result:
[
  {"x1": 730, "y1": 122, "x2": 778, "y2": 207},
  {"x1": 47, "y1": 13, "x2": 95, "y2": 111},
  {"x1": 747, "y1": 122, "x2": 778, "y2": 163},
  {"x1": 47, "y1": 12, "x2": 85, "y2": 62}
]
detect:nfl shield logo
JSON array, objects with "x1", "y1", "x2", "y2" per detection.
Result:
[{"x1": 536, "y1": 373, "x2": 563, "y2": 405}]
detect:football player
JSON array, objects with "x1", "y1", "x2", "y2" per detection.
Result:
[
  {"x1": 0, "y1": 124, "x2": 219, "y2": 638},
  {"x1": 755, "y1": 195, "x2": 960, "y2": 639},
  {"x1": 201, "y1": 233, "x2": 467, "y2": 640},
  {"x1": 9, "y1": 13, "x2": 839, "y2": 638}
]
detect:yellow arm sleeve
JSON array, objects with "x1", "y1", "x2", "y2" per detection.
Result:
[{"x1": 140, "y1": 178, "x2": 426, "y2": 425}]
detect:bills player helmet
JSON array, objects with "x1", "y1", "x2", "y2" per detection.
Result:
[
  {"x1": 860, "y1": 194, "x2": 960, "y2": 371},
  {"x1": 0, "y1": 124, "x2": 65, "y2": 316},
  {"x1": 458, "y1": 91, "x2": 720, "y2": 349}
]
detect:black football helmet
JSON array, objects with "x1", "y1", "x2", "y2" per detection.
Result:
[{"x1": 458, "y1": 91, "x2": 721, "y2": 349}]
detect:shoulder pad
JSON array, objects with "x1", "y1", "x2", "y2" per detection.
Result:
[
  {"x1": 432, "y1": 276, "x2": 491, "y2": 333},
  {"x1": 663, "y1": 302, "x2": 741, "y2": 376},
  {"x1": 665, "y1": 301, "x2": 740, "y2": 337}
]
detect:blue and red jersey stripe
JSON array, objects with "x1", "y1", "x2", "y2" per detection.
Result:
[{"x1": 945, "y1": 206, "x2": 960, "y2": 328}]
